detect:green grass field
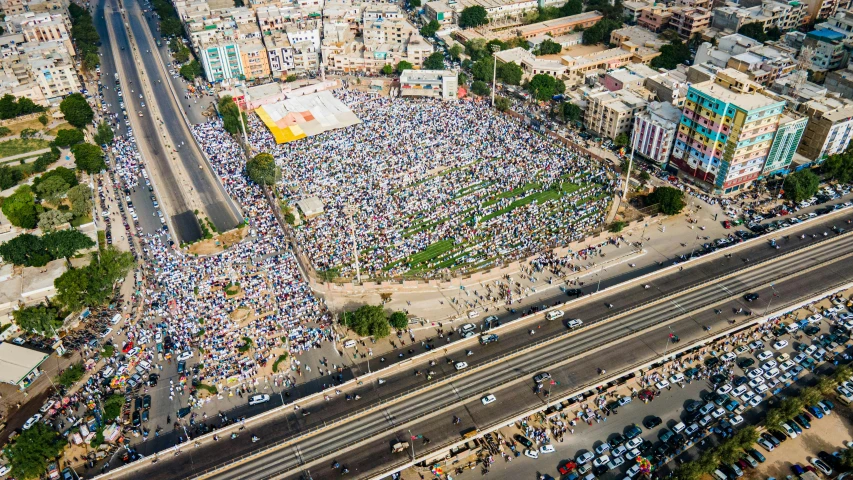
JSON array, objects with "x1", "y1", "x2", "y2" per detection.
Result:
[{"x1": 0, "y1": 138, "x2": 50, "y2": 158}]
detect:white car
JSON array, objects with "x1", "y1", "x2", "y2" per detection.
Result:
[
  {"x1": 806, "y1": 314, "x2": 824, "y2": 324},
  {"x1": 741, "y1": 391, "x2": 755, "y2": 402},
  {"x1": 669, "y1": 373, "x2": 685, "y2": 384},
  {"x1": 177, "y1": 351, "x2": 193, "y2": 361},
  {"x1": 779, "y1": 360, "x2": 796, "y2": 371},
  {"x1": 100, "y1": 328, "x2": 112, "y2": 338},
  {"x1": 780, "y1": 422, "x2": 798, "y2": 438},
  {"x1": 748, "y1": 378, "x2": 765, "y2": 389},
  {"x1": 772, "y1": 340, "x2": 789, "y2": 350},
  {"x1": 747, "y1": 368, "x2": 764, "y2": 380},
  {"x1": 721, "y1": 352, "x2": 736, "y2": 363},
  {"x1": 805, "y1": 345, "x2": 818, "y2": 356},
  {"x1": 728, "y1": 415, "x2": 744, "y2": 426},
  {"x1": 757, "y1": 351, "x2": 773, "y2": 361},
  {"x1": 732, "y1": 385, "x2": 748, "y2": 397},
  {"x1": 755, "y1": 384, "x2": 769, "y2": 395},
  {"x1": 776, "y1": 353, "x2": 790, "y2": 363},
  {"x1": 467, "y1": 311, "x2": 480, "y2": 319},
  {"x1": 611, "y1": 445, "x2": 627, "y2": 457},
  {"x1": 546, "y1": 310, "x2": 565, "y2": 321},
  {"x1": 735, "y1": 345, "x2": 749, "y2": 355},
  {"x1": 712, "y1": 408, "x2": 726, "y2": 419},
  {"x1": 248, "y1": 394, "x2": 270, "y2": 406},
  {"x1": 539, "y1": 445, "x2": 556, "y2": 454},
  {"x1": 764, "y1": 368, "x2": 780, "y2": 379},
  {"x1": 625, "y1": 437, "x2": 642, "y2": 450},
  {"x1": 748, "y1": 395, "x2": 762, "y2": 407},
  {"x1": 593, "y1": 455, "x2": 611, "y2": 468},
  {"x1": 481, "y1": 394, "x2": 497, "y2": 405},
  {"x1": 762, "y1": 360, "x2": 778, "y2": 371},
  {"x1": 454, "y1": 362, "x2": 468, "y2": 371},
  {"x1": 716, "y1": 383, "x2": 733, "y2": 395},
  {"x1": 576, "y1": 452, "x2": 595, "y2": 464},
  {"x1": 39, "y1": 400, "x2": 56, "y2": 413},
  {"x1": 23, "y1": 414, "x2": 42, "y2": 430},
  {"x1": 626, "y1": 464, "x2": 642, "y2": 478},
  {"x1": 748, "y1": 341, "x2": 764, "y2": 350},
  {"x1": 524, "y1": 449, "x2": 539, "y2": 459},
  {"x1": 127, "y1": 347, "x2": 140, "y2": 357},
  {"x1": 655, "y1": 380, "x2": 670, "y2": 390},
  {"x1": 606, "y1": 456, "x2": 626, "y2": 470}
]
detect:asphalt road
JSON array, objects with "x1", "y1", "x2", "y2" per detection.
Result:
[
  {"x1": 98, "y1": 0, "x2": 202, "y2": 243},
  {"x1": 105, "y1": 214, "x2": 853, "y2": 480},
  {"x1": 123, "y1": 0, "x2": 242, "y2": 234}
]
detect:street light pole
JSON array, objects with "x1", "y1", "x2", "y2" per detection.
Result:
[
  {"x1": 343, "y1": 205, "x2": 360, "y2": 283},
  {"x1": 490, "y1": 45, "x2": 500, "y2": 107},
  {"x1": 622, "y1": 119, "x2": 640, "y2": 202},
  {"x1": 408, "y1": 429, "x2": 416, "y2": 461}
]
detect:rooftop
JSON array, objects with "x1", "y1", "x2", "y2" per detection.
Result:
[
  {"x1": 807, "y1": 29, "x2": 846, "y2": 41},
  {"x1": 0, "y1": 342, "x2": 49, "y2": 385},
  {"x1": 691, "y1": 78, "x2": 781, "y2": 111}
]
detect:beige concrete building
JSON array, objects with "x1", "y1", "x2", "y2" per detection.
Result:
[
  {"x1": 400, "y1": 69, "x2": 458, "y2": 100},
  {"x1": 637, "y1": 5, "x2": 672, "y2": 33},
  {"x1": 238, "y1": 38, "x2": 270, "y2": 80},
  {"x1": 561, "y1": 45, "x2": 634, "y2": 82},
  {"x1": 584, "y1": 87, "x2": 649, "y2": 139},
  {"x1": 425, "y1": 1, "x2": 456, "y2": 26},
  {"x1": 454, "y1": 11, "x2": 602, "y2": 42},
  {"x1": 668, "y1": 7, "x2": 711, "y2": 40},
  {"x1": 796, "y1": 95, "x2": 853, "y2": 162},
  {"x1": 451, "y1": 0, "x2": 539, "y2": 23}
]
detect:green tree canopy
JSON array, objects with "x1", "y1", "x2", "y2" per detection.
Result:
[
  {"x1": 8, "y1": 422, "x2": 67, "y2": 480},
  {"x1": 525, "y1": 74, "x2": 565, "y2": 101},
  {"x1": 471, "y1": 57, "x2": 495, "y2": 82},
  {"x1": 0, "y1": 94, "x2": 46, "y2": 120},
  {"x1": 70, "y1": 143, "x2": 105, "y2": 173},
  {"x1": 93, "y1": 121, "x2": 114, "y2": 146},
  {"x1": 471, "y1": 80, "x2": 491, "y2": 96},
  {"x1": 782, "y1": 169, "x2": 820, "y2": 203},
  {"x1": 381, "y1": 64, "x2": 394, "y2": 75},
  {"x1": 737, "y1": 22, "x2": 769, "y2": 42},
  {"x1": 38, "y1": 210, "x2": 73, "y2": 231},
  {"x1": 647, "y1": 186, "x2": 685, "y2": 215},
  {"x1": 179, "y1": 60, "x2": 203, "y2": 81},
  {"x1": 59, "y1": 93, "x2": 94, "y2": 128},
  {"x1": 650, "y1": 39, "x2": 691, "y2": 70},
  {"x1": 33, "y1": 167, "x2": 77, "y2": 191},
  {"x1": 389, "y1": 311, "x2": 408, "y2": 330},
  {"x1": 103, "y1": 393, "x2": 124, "y2": 419},
  {"x1": 423, "y1": 52, "x2": 446, "y2": 70},
  {"x1": 614, "y1": 132, "x2": 630, "y2": 147},
  {"x1": 498, "y1": 61, "x2": 523, "y2": 85},
  {"x1": 246, "y1": 152, "x2": 280, "y2": 186},
  {"x1": 822, "y1": 150, "x2": 853, "y2": 183},
  {"x1": 36, "y1": 175, "x2": 70, "y2": 204},
  {"x1": 459, "y1": 6, "x2": 488, "y2": 28},
  {"x1": 560, "y1": 103, "x2": 582, "y2": 123},
  {"x1": 560, "y1": 0, "x2": 583, "y2": 16},
  {"x1": 66, "y1": 184, "x2": 93, "y2": 218},
  {"x1": 13, "y1": 304, "x2": 61, "y2": 335},
  {"x1": 449, "y1": 44, "x2": 463, "y2": 60},
  {"x1": 420, "y1": 19, "x2": 440, "y2": 37},
  {"x1": 537, "y1": 39, "x2": 563, "y2": 55},
  {"x1": 0, "y1": 233, "x2": 48, "y2": 266},
  {"x1": 582, "y1": 18, "x2": 622, "y2": 45},
  {"x1": 43, "y1": 229, "x2": 95, "y2": 259},
  {"x1": 396, "y1": 61, "x2": 414, "y2": 73},
  {"x1": 218, "y1": 95, "x2": 247, "y2": 135},
  {"x1": 57, "y1": 362, "x2": 84, "y2": 387},
  {"x1": 341, "y1": 305, "x2": 391, "y2": 338},
  {"x1": 54, "y1": 246, "x2": 133, "y2": 311},
  {"x1": 2, "y1": 185, "x2": 38, "y2": 229},
  {"x1": 494, "y1": 96, "x2": 511, "y2": 112},
  {"x1": 52, "y1": 128, "x2": 84, "y2": 148},
  {"x1": 0, "y1": 165, "x2": 24, "y2": 190}
]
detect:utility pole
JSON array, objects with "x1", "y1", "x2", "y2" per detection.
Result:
[
  {"x1": 343, "y1": 205, "x2": 360, "y2": 283},
  {"x1": 490, "y1": 44, "x2": 500, "y2": 107},
  {"x1": 622, "y1": 119, "x2": 640, "y2": 202}
]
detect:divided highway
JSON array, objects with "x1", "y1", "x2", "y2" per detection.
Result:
[{"x1": 105, "y1": 212, "x2": 853, "y2": 480}]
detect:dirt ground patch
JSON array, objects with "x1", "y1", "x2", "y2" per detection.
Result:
[
  {"x1": 745, "y1": 408, "x2": 853, "y2": 480},
  {"x1": 187, "y1": 226, "x2": 249, "y2": 255}
]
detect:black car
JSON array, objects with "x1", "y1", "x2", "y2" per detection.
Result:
[
  {"x1": 609, "y1": 434, "x2": 626, "y2": 448},
  {"x1": 710, "y1": 373, "x2": 727, "y2": 384},
  {"x1": 564, "y1": 288, "x2": 582, "y2": 297},
  {"x1": 771, "y1": 430, "x2": 787, "y2": 443},
  {"x1": 148, "y1": 373, "x2": 159, "y2": 387},
  {"x1": 819, "y1": 451, "x2": 841, "y2": 469},
  {"x1": 761, "y1": 432, "x2": 780, "y2": 447},
  {"x1": 705, "y1": 357, "x2": 720, "y2": 368},
  {"x1": 685, "y1": 400, "x2": 703, "y2": 413},
  {"x1": 132, "y1": 410, "x2": 141, "y2": 426},
  {"x1": 643, "y1": 416, "x2": 662, "y2": 429},
  {"x1": 141, "y1": 409, "x2": 149, "y2": 423},
  {"x1": 737, "y1": 358, "x2": 755, "y2": 369},
  {"x1": 515, "y1": 434, "x2": 533, "y2": 448},
  {"x1": 744, "y1": 293, "x2": 760, "y2": 302},
  {"x1": 134, "y1": 397, "x2": 143, "y2": 411},
  {"x1": 142, "y1": 395, "x2": 151, "y2": 409},
  {"x1": 593, "y1": 465, "x2": 608, "y2": 476},
  {"x1": 733, "y1": 376, "x2": 749, "y2": 387}
]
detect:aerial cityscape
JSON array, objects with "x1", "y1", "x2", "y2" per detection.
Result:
[{"x1": 1, "y1": 0, "x2": 853, "y2": 478}]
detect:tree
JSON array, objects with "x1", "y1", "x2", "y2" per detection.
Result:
[
  {"x1": 409, "y1": 0, "x2": 421, "y2": 7},
  {"x1": 246, "y1": 152, "x2": 279, "y2": 186},
  {"x1": 650, "y1": 39, "x2": 691, "y2": 70},
  {"x1": 609, "y1": 221, "x2": 626, "y2": 232},
  {"x1": 20, "y1": 128, "x2": 38, "y2": 139},
  {"x1": 52, "y1": 128, "x2": 84, "y2": 148},
  {"x1": 285, "y1": 74, "x2": 298, "y2": 83},
  {"x1": 38, "y1": 114, "x2": 49, "y2": 126},
  {"x1": 71, "y1": 143, "x2": 105, "y2": 173},
  {"x1": 0, "y1": 94, "x2": 45, "y2": 120},
  {"x1": 471, "y1": 80, "x2": 490, "y2": 96},
  {"x1": 0, "y1": 126, "x2": 10, "y2": 136},
  {"x1": 834, "y1": 365, "x2": 853, "y2": 384},
  {"x1": 66, "y1": 184, "x2": 92, "y2": 218},
  {"x1": 764, "y1": 407, "x2": 786, "y2": 433},
  {"x1": 525, "y1": 74, "x2": 565, "y2": 101},
  {"x1": 458, "y1": 72, "x2": 469, "y2": 85},
  {"x1": 43, "y1": 229, "x2": 95, "y2": 259},
  {"x1": 822, "y1": 150, "x2": 853, "y2": 183},
  {"x1": 57, "y1": 362, "x2": 84, "y2": 386},
  {"x1": 0, "y1": 233, "x2": 48, "y2": 266},
  {"x1": 389, "y1": 311, "x2": 408, "y2": 330},
  {"x1": 341, "y1": 305, "x2": 391, "y2": 338},
  {"x1": 93, "y1": 121, "x2": 114, "y2": 146},
  {"x1": 13, "y1": 304, "x2": 61, "y2": 335},
  {"x1": 582, "y1": 18, "x2": 622, "y2": 45},
  {"x1": 423, "y1": 52, "x2": 446, "y2": 70},
  {"x1": 799, "y1": 386, "x2": 823, "y2": 407},
  {"x1": 816, "y1": 376, "x2": 836, "y2": 395},
  {"x1": 396, "y1": 61, "x2": 414, "y2": 73},
  {"x1": 561, "y1": 103, "x2": 582, "y2": 123},
  {"x1": 59, "y1": 93, "x2": 94, "y2": 128},
  {"x1": 2, "y1": 185, "x2": 38, "y2": 229},
  {"x1": 34, "y1": 167, "x2": 77, "y2": 191},
  {"x1": 8, "y1": 423, "x2": 66, "y2": 480},
  {"x1": 36, "y1": 176, "x2": 70, "y2": 204},
  {"x1": 54, "y1": 246, "x2": 133, "y2": 311},
  {"x1": 538, "y1": 39, "x2": 563, "y2": 55},
  {"x1": 449, "y1": 44, "x2": 463, "y2": 61},
  {"x1": 841, "y1": 448, "x2": 853, "y2": 470},
  {"x1": 647, "y1": 186, "x2": 685, "y2": 215},
  {"x1": 494, "y1": 96, "x2": 511, "y2": 112},
  {"x1": 738, "y1": 22, "x2": 768, "y2": 42},
  {"x1": 614, "y1": 132, "x2": 630, "y2": 147},
  {"x1": 0, "y1": 165, "x2": 24, "y2": 190},
  {"x1": 782, "y1": 169, "x2": 819, "y2": 203},
  {"x1": 498, "y1": 61, "x2": 523, "y2": 85},
  {"x1": 420, "y1": 19, "x2": 440, "y2": 37},
  {"x1": 381, "y1": 64, "x2": 394, "y2": 75},
  {"x1": 218, "y1": 96, "x2": 247, "y2": 135},
  {"x1": 471, "y1": 57, "x2": 495, "y2": 82},
  {"x1": 38, "y1": 210, "x2": 73, "y2": 231},
  {"x1": 459, "y1": 6, "x2": 488, "y2": 28},
  {"x1": 560, "y1": 0, "x2": 583, "y2": 16},
  {"x1": 103, "y1": 394, "x2": 124, "y2": 420},
  {"x1": 732, "y1": 426, "x2": 759, "y2": 449},
  {"x1": 180, "y1": 60, "x2": 203, "y2": 81}
]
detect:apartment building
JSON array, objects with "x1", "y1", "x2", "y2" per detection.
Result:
[
  {"x1": 637, "y1": 5, "x2": 672, "y2": 33},
  {"x1": 561, "y1": 45, "x2": 634, "y2": 82},
  {"x1": 796, "y1": 95, "x2": 853, "y2": 162},
  {"x1": 668, "y1": 7, "x2": 711, "y2": 40},
  {"x1": 363, "y1": 4, "x2": 404, "y2": 23},
  {"x1": 454, "y1": 11, "x2": 601, "y2": 42},
  {"x1": 6, "y1": 12, "x2": 75, "y2": 56},
  {"x1": 199, "y1": 40, "x2": 244, "y2": 82},
  {"x1": 585, "y1": 87, "x2": 649, "y2": 140},
  {"x1": 21, "y1": 43, "x2": 80, "y2": 101},
  {"x1": 425, "y1": 1, "x2": 456, "y2": 26},
  {"x1": 623, "y1": 0, "x2": 655, "y2": 21},
  {"x1": 265, "y1": 33, "x2": 295, "y2": 76},
  {"x1": 802, "y1": 0, "x2": 846, "y2": 24},
  {"x1": 644, "y1": 66, "x2": 690, "y2": 107},
  {"x1": 763, "y1": 113, "x2": 807, "y2": 175},
  {"x1": 238, "y1": 37, "x2": 270, "y2": 80},
  {"x1": 602, "y1": 63, "x2": 660, "y2": 92},
  {"x1": 286, "y1": 20, "x2": 321, "y2": 50},
  {"x1": 817, "y1": 9, "x2": 853, "y2": 41},
  {"x1": 632, "y1": 101, "x2": 684, "y2": 166},
  {"x1": 399, "y1": 69, "x2": 458, "y2": 100},
  {"x1": 670, "y1": 69, "x2": 787, "y2": 194},
  {"x1": 826, "y1": 65, "x2": 853, "y2": 98},
  {"x1": 256, "y1": 5, "x2": 307, "y2": 35},
  {"x1": 804, "y1": 29, "x2": 849, "y2": 71}
]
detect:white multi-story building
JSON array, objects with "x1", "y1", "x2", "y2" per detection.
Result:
[
  {"x1": 797, "y1": 95, "x2": 853, "y2": 162},
  {"x1": 286, "y1": 20, "x2": 321, "y2": 51},
  {"x1": 631, "y1": 101, "x2": 683, "y2": 166},
  {"x1": 265, "y1": 33, "x2": 295, "y2": 76},
  {"x1": 400, "y1": 69, "x2": 458, "y2": 100}
]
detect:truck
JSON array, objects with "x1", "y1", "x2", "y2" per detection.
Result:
[{"x1": 479, "y1": 334, "x2": 498, "y2": 345}]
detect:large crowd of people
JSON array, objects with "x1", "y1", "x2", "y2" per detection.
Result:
[{"x1": 248, "y1": 91, "x2": 616, "y2": 280}]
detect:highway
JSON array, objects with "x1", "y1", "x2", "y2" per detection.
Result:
[
  {"x1": 123, "y1": 0, "x2": 242, "y2": 234},
  {"x1": 106, "y1": 213, "x2": 853, "y2": 480}
]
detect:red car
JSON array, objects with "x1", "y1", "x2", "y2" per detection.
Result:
[
  {"x1": 638, "y1": 389, "x2": 654, "y2": 401},
  {"x1": 558, "y1": 462, "x2": 577, "y2": 475},
  {"x1": 723, "y1": 220, "x2": 732, "y2": 229},
  {"x1": 122, "y1": 342, "x2": 134, "y2": 353}
]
